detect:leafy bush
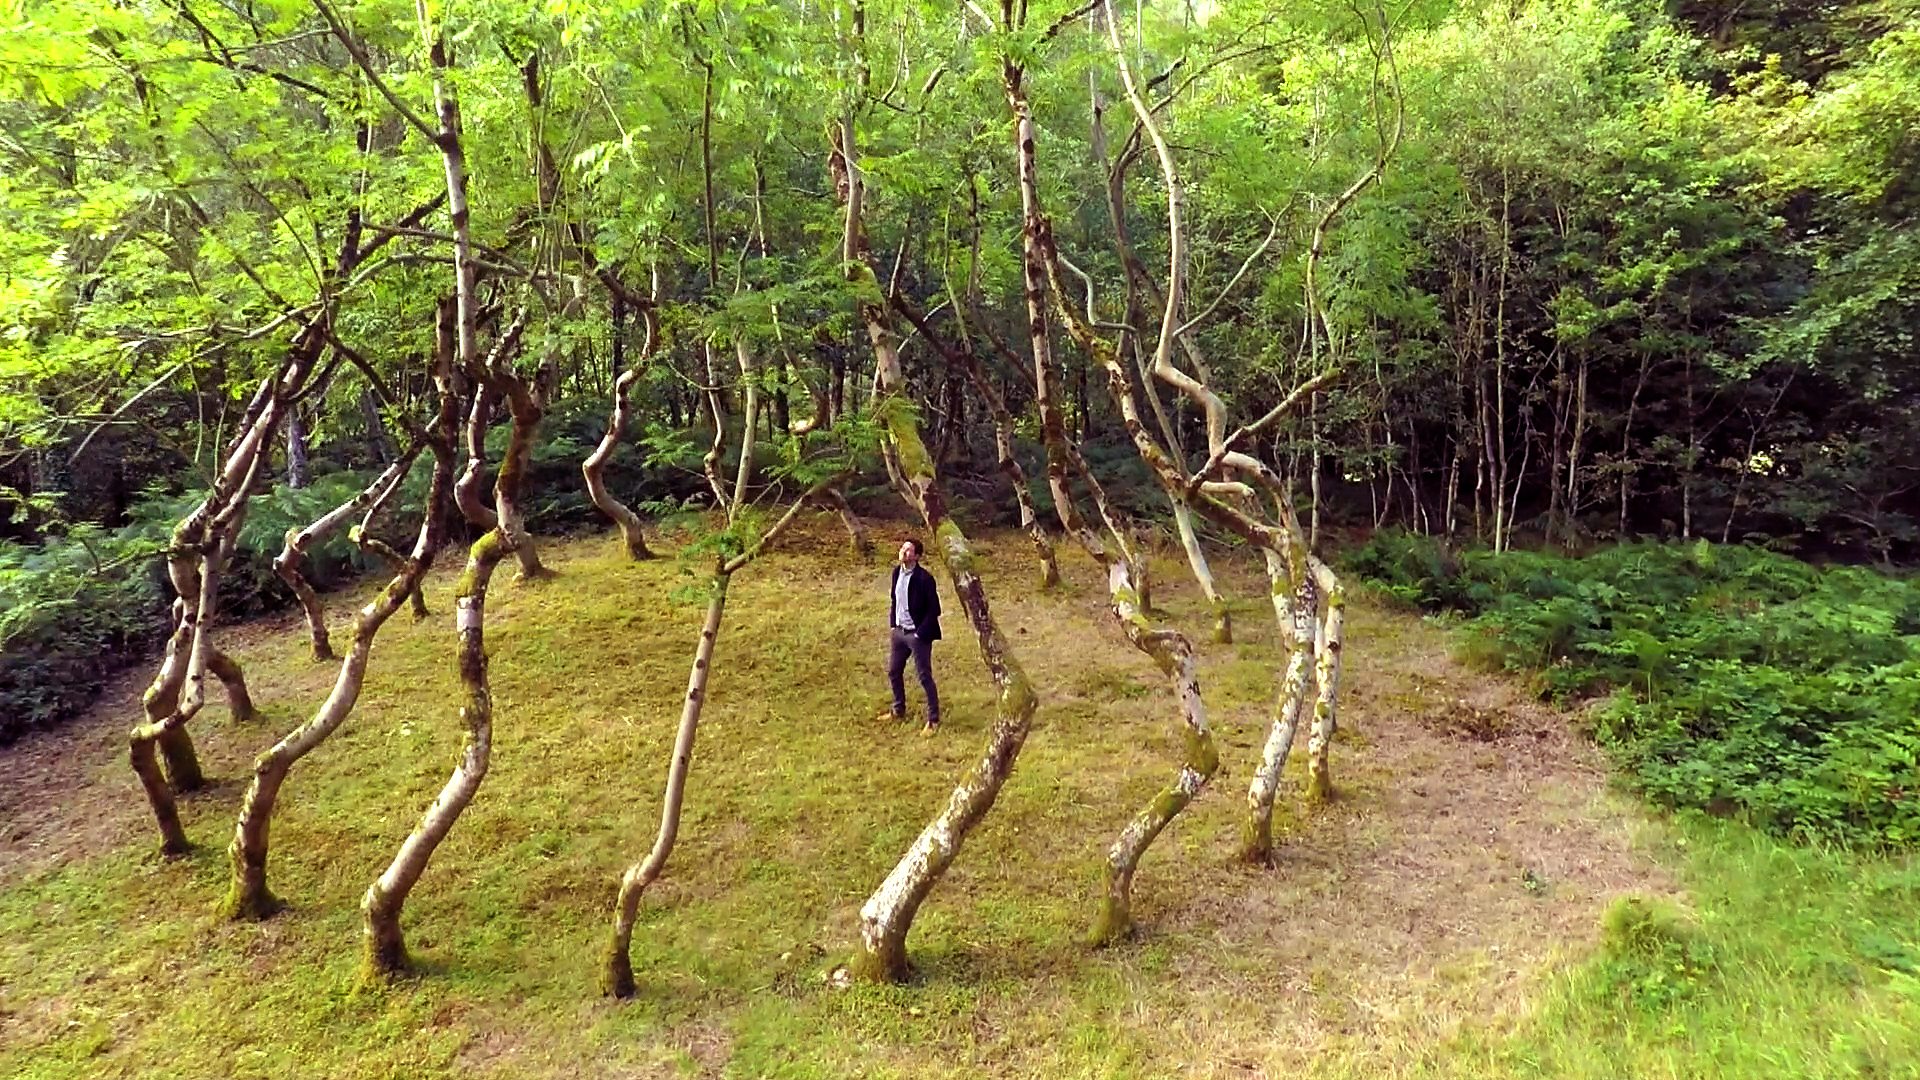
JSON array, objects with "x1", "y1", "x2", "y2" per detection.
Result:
[
  {"x1": 0, "y1": 469, "x2": 427, "y2": 744},
  {"x1": 1592, "y1": 896, "x2": 1717, "y2": 1012},
  {"x1": 1345, "y1": 530, "x2": 1920, "y2": 847}
]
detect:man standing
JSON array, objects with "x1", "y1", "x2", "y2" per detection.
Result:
[{"x1": 881, "y1": 538, "x2": 942, "y2": 735}]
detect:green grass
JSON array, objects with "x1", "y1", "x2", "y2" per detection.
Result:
[
  {"x1": 2, "y1": 526, "x2": 1915, "y2": 1077},
  {"x1": 1409, "y1": 817, "x2": 1920, "y2": 1079}
]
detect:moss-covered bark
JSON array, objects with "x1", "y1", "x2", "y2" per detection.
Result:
[
  {"x1": 1239, "y1": 542, "x2": 1318, "y2": 864},
  {"x1": 226, "y1": 353, "x2": 459, "y2": 922},
  {"x1": 1305, "y1": 558, "x2": 1346, "y2": 803},
  {"x1": 835, "y1": 109, "x2": 1043, "y2": 986},
  {"x1": 361, "y1": 526, "x2": 506, "y2": 978},
  {"x1": 1007, "y1": 55, "x2": 1220, "y2": 947}
]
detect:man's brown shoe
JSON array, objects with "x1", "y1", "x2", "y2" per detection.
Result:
[{"x1": 919, "y1": 722, "x2": 939, "y2": 738}]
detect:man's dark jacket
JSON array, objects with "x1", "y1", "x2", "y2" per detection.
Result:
[{"x1": 889, "y1": 564, "x2": 943, "y2": 642}]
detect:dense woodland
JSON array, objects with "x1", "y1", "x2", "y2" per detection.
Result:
[
  {"x1": 0, "y1": 0, "x2": 1915, "y2": 993},
  {"x1": 2, "y1": 0, "x2": 1915, "y2": 559}
]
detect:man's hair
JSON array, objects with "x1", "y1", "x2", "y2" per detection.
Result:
[{"x1": 902, "y1": 538, "x2": 923, "y2": 557}]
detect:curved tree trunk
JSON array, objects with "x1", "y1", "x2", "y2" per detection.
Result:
[
  {"x1": 1238, "y1": 541, "x2": 1316, "y2": 864},
  {"x1": 494, "y1": 367, "x2": 550, "y2": 581},
  {"x1": 602, "y1": 571, "x2": 728, "y2": 996},
  {"x1": 454, "y1": 381, "x2": 501, "y2": 531},
  {"x1": 274, "y1": 446, "x2": 421, "y2": 661},
  {"x1": 808, "y1": 484, "x2": 872, "y2": 560},
  {"x1": 833, "y1": 111, "x2": 1041, "y2": 985},
  {"x1": 1172, "y1": 501, "x2": 1231, "y2": 643},
  {"x1": 1304, "y1": 556, "x2": 1346, "y2": 802},
  {"x1": 361, "y1": 526, "x2": 506, "y2": 977},
  {"x1": 1007, "y1": 56, "x2": 1217, "y2": 947},
  {"x1": 582, "y1": 338, "x2": 658, "y2": 560},
  {"x1": 131, "y1": 355, "x2": 297, "y2": 853},
  {"x1": 226, "y1": 348, "x2": 460, "y2": 920},
  {"x1": 601, "y1": 333, "x2": 840, "y2": 995}
]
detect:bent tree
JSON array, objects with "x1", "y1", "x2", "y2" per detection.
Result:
[
  {"x1": 603, "y1": 329, "x2": 857, "y2": 997},
  {"x1": 224, "y1": 306, "x2": 462, "y2": 920},
  {"x1": 834, "y1": 103, "x2": 1040, "y2": 983},
  {"x1": 997, "y1": 8, "x2": 1218, "y2": 946}
]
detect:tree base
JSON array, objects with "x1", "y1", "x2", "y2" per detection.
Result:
[
  {"x1": 1235, "y1": 817, "x2": 1274, "y2": 866},
  {"x1": 601, "y1": 942, "x2": 637, "y2": 998},
  {"x1": 159, "y1": 730, "x2": 205, "y2": 794},
  {"x1": 1306, "y1": 771, "x2": 1333, "y2": 803},
  {"x1": 222, "y1": 882, "x2": 283, "y2": 922},
  {"x1": 360, "y1": 935, "x2": 411, "y2": 983},
  {"x1": 847, "y1": 938, "x2": 910, "y2": 984},
  {"x1": 1086, "y1": 897, "x2": 1134, "y2": 949}
]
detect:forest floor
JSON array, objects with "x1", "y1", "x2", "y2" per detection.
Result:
[{"x1": 2, "y1": 522, "x2": 1916, "y2": 1079}]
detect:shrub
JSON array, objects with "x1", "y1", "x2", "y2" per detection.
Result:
[{"x1": 1343, "y1": 531, "x2": 1920, "y2": 847}]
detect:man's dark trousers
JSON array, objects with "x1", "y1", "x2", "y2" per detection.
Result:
[{"x1": 888, "y1": 627, "x2": 939, "y2": 723}]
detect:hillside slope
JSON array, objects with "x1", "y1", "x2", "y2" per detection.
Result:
[{"x1": 0, "y1": 523, "x2": 1760, "y2": 1077}]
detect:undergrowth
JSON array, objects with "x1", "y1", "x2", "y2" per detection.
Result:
[{"x1": 1346, "y1": 531, "x2": 1920, "y2": 846}]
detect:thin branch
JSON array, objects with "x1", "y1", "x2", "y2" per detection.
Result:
[{"x1": 313, "y1": 0, "x2": 438, "y2": 142}]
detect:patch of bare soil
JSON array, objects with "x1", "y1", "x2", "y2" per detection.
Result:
[
  {"x1": 0, "y1": 606, "x2": 347, "y2": 887},
  {"x1": 0, "y1": 672, "x2": 151, "y2": 886}
]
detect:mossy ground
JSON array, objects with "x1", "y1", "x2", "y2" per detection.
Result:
[{"x1": 2, "y1": 522, "x2": 1915, "y2": 1078}]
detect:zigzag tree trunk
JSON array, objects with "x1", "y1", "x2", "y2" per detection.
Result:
[
  {"x1": 225, "y1": 311, "x2": 461, "y2": 920},
  {"x1": 583, "y1": 297, "x2": 659, "y2": 561},
  {"x1": 833, "y1": 110, "x2": 1040, "y2": 985},
  {"x1": 1006, "y1": 55, "x2": 1221, "y2": 946}
]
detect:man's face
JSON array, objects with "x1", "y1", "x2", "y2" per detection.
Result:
[{"x1": 898, "y1": 540, "x2": 918, "y2": 567}]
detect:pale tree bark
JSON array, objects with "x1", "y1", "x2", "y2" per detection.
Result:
[
  {"x1": 1096, "y1": 101, "x2": 1232, "y2": 642},
  {"x1": 360, "y1": 354, "x2": 531, "y2": 977},
  {"x1": 131, "y1": 338, "x2": 317, "y2": 853},
  {"x1": 361, "y1": 524, "x2": 505, "y2": 976},
  {"x1": 339, "y1": 0, "x2": 510, "y2": 977},
  {"x1": 583, "y1": 297, "x2": 659, "y2": 560},
  {"x1": 1303, "y1": 555, "x2": 1346, "y2": 802},
  {"x1": 602, "y1": 356, "x2": 844, "y2": 995},
  {"x1": 352, "y1": 420, "x2": 434, "y2": 623},
  {"x1": 603, "y1": 315, "x2": 854, "y2": 994},
  {"x1": 1238, "y1": 537, "x2": 1316, "y2": 864},
  {"x1": 226, "y1": 345, "x2": 459, "y2": 920},
  {"x1": 1007, "y1": 52, "x2": 1217, "y2": 947},
  {"x1": 1172, "y1": 501, "x2": 1231, "y2": 643},
  {"x1": 832, "y1": 109, "x2": 1040, "y2": 985},
  {"x1": 274, "y1": 444, "x2": 422, "y2": 661}
]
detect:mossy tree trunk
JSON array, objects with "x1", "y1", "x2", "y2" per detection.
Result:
[
  {"x1": 888, "y1": 291, "x2": 1060, "y2": 591},
  {"x1": 1304, "y1": 556, "x2": 1346, "y2": 802},
  {"x1": 361, "y1": 525, "x2": 505, "y2": 976},
  {"x1": 225, "y1": 333, "x2": 460, "y2": 921},
  {"x1": 833, "y1": 109, "x2": 1041, "y2": 985},
  {"x1": 1239, "y1": 539, "x2": 1317, "y2": 864},
  {"x1": 1006, "y1": 51, "x2": 1220, "y2": 947},
  {"x1": 131, "y1": 352, "x2": 306, "y2": 854}
]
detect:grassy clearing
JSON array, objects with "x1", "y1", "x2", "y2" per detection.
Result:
[{"x1": 0, "y1": 524, "x2": 1912, "y2": 1077}]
